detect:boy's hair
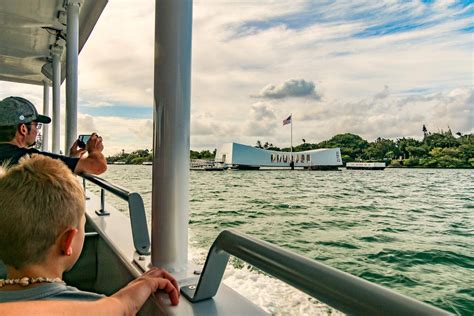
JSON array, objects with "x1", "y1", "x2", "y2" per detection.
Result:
[{"x1": 0, "y1": 155, "x2": 85, "y2": 269}]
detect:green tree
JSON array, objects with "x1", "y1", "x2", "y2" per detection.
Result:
[
  {"x1": 424, "y1": 131, "x2": 458, "y2": 148},
  {"x1": 422, "y1": 124, "x2": 428, "y2": 139},
  {"x1": 190, "y1": 150, "x2": 214, "y2": 160},
  {"x1": 397, "y1": 138, "x2": 421, "y2": 159},
  {"x1": 317, "y1": 133, "x2": 369, "y2": 161},
  {"x1": 458, "y1": 144, "x2": 474, "y2": 161},
  {"x1": 406, "y1": 146, "x2": 427, "y2": 158},
  {"x1": 294, "y1": 142, "x2": 314, "y2": 152},
  {"x1": 364, "y1": 138, "x2": 399, "y2": 160}
]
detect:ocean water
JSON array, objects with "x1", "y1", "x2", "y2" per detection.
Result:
[{"x1": 95, "y1": 166, "x2": 474, "y2": 315}]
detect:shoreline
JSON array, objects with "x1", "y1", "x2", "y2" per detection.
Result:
[{"x1": 106, "y1": 163, "x2": 473, "y2": 170}]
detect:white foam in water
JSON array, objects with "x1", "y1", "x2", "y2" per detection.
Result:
[
  {"x1": 223, "y1": 265, "x2": 343, "y2": 316},
  {"x1": 189, "y1": 246, "x2": 343, "y2": 316}
]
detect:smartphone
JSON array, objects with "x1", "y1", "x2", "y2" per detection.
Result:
[{"x1": 77, "y1": 134, "x2": 92, "y2": 148}]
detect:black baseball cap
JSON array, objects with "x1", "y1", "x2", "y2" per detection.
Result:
[{"x1": 0, "y1": 96, "x2": 51, "y2": 127}]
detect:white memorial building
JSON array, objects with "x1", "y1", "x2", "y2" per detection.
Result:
[{"x1": 215, "y1": 142, "x2": 343, "y2": 170}]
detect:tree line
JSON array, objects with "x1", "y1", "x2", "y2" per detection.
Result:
[
  {"x1": 106, "y1": 149, "x2": 216, "y2": 165},
  {"x1": 255, "y1": 127, "x2": 473, "y2": 168},
  {"x1": 107, "y1": 127, "x2": 473, "y2": 168}
]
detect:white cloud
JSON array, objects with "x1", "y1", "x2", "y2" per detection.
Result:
[
  {"x1": 255, "y1": 79, "x2": 321, "y2": 99},
  {"x1": 250, "y1": 102, "x2": 276, "y2": 120},
  {"x1": 1, "y1": 0, "x2": 472, "y2": 153},
  {"x1": 374, "y1": 85, "x2": 390, "y2": 100},
  {"x1": 83, "y1": 116, "x2": 153, "y2": 156}
]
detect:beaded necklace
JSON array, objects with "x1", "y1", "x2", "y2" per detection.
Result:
[{"x1": 0, "y1": 277, "x2": 65, "y2": 288}]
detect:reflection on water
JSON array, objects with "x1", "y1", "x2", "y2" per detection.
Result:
[{"x1": 93, "y1": 166, "x2": 474, "y2": 315}]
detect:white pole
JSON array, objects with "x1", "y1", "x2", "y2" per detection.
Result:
[
  {"x1": 290, "y1": 113, "x2": 293, "y2": 154},
  {"x1": 52, "y1": 50, "x2": 61, "y2": 154},
  {"x1": 65, "y1": 0, "x2": 81, "y2": 153},
  {"x1": 42, "y1": 80, "x2": 50, "y2": 151},
  {"x1": 151, "y1": 0, "x2": 192, "y2": 272}
]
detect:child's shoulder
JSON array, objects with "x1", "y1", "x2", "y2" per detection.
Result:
[
  {"x1": 49, "y1": 283, "x2": 105, "y2": 301},
  {"x1": 0, "y1": 283, "x2": 104, "y2": 302}
]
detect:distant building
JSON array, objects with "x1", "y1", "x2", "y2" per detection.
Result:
[{"x1": 215, "y1": 142, "x2": 342, "y2": 169}]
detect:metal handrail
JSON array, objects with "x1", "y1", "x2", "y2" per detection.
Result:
[
  {"x1": 181, "y1": 229, "x2": 449, "y2": 315},
  {"x1": 80, "y1": 173, "x2": 150, "y2": 255}
]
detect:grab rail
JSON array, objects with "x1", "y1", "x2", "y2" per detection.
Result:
[
  {"x1": 181, "y1": 229, "x2": 449, "y2": 315},
  {"x1": 80, "y1": 173, "x2": 151, "y2": 255}
]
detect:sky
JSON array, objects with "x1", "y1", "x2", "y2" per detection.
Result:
[{"x1": 1, "y1": 0, "x2": 473, "y2": 155}]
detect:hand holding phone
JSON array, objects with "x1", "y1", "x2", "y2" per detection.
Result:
[{"x1": 77, "y1": 135, "x2": 92, "y2": 149}]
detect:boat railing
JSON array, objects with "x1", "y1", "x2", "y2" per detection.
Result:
[
  {"x1": 181, "y1": 229, "x2": 449, "y2": 315},
  {"x1": 80, "y1": 173, "x2": 151, "y2": 255}
]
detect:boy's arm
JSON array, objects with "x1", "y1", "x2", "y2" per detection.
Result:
[
  {"x1": 111, "y1": 266, "x2": 180, "y2": 314},
  {"x1": 0, "y1": 267, "x2": 179, "y2": 316},
  {"x1": 0, "y1": 300, "x2": 122, "y2": 316}
]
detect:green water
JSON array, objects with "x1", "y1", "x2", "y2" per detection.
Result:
[{"x1": 99, "y1": 166, "x2": 474, "y2": 315}]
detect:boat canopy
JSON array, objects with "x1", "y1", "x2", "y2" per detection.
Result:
[{"x1": 0, "y1": 0, "x2": 107, "y2": 85}]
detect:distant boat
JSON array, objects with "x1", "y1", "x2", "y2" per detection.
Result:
[
  {"x1": 113, "y1": 161, "x2": 126, "y2": 165},
  {"x1": 190, "y1": 159, "x2": 224, "y2": 171},
  {"x1": 142, "y1": 161, "x2": 152, "y2": 165},
  {"x1": 346, "y1": 162, "x2": 386, "y2": 170}
]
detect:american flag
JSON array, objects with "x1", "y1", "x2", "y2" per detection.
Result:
[{"x1": 283, "y1": 115, "x2": 292, "y2": 126}]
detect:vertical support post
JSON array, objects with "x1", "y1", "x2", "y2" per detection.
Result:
[
  {"x1": 42, "y1": 80, "x2": 50, "y2": 151},
  {"x1": 100, "y1": 189, "x2": 105, "y2": 211},
  {"x1": 82, "y1": 177, "x2": 90, "y2": 200},
  {"x1": 95, "y1": 188, "x2": 109, "y2": 216},
  {"x1": 65, "y1": 0, "x2": 81, "y2": 153},
  {"x1": 52, "y1": 50, "x2": 62, "y2": 154},
  {"x1": 151, "y1": 0, "x2": 193, "y2": 272}
]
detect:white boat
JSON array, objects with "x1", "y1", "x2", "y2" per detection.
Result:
[
  {"x1": 346, "y1": 162, "x2": 386, "y2": 170},
  {"x1": 0, "y1": 1, "x2": 444, "y2": 315},
  {"x1": 190, "y1": 159, "x2": 224, "y2": 171}
]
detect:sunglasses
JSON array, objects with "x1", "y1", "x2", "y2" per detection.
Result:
[{"x1": 28, "y1": 122, "x2": 43, "y2": 130}]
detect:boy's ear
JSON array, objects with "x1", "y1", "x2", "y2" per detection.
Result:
[{"x1": 59, "y1": 227, "x2": 78, "y2": 256}]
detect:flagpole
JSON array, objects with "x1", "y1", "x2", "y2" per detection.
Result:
[{"x1": 290, "y1": 113, "x2": 293, "y2": 157}]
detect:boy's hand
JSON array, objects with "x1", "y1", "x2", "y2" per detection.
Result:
[{"x1": 111, "y1": 267, "x2": 180, "y2": 315}]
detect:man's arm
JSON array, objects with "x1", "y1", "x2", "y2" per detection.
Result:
[{"x1": 74, "y1": 133, "x2": 107, "y2": 175}]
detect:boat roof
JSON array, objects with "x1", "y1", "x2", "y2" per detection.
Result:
[{"x1": 0, "y1": 0, "x2": 107, "y2": 86}]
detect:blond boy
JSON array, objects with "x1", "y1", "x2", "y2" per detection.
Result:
[{"x1": 0, "y1": 155, "x2": 179, "y2": 306}]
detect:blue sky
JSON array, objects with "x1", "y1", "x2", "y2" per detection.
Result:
[
  {"x1": 80, "y1": 105, "x2": 152, "y2": 119},
  {"x1": 235, "y1": 1, "x2": 473, "y2": 36},
  {"x1": 1, "y1": 0, "x2": 472, "y2": 154}
]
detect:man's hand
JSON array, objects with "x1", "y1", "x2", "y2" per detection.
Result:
[
  {"x1": 110, "y1": 267, "x2": 180, "y2": 315},
  {"x1": 69, "y1": 139, "x2": 87, "y2": 158},
  {"x1": 74, "y1": 132, "x2": 107, "y2": 175},
  {"x1": 86, "y1": 133, "x2": 104, "y2": 154}
]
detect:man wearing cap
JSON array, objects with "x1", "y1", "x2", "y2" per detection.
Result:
[{"x1": 0, "y1": 96, "x2": 107, "y2": 175}]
